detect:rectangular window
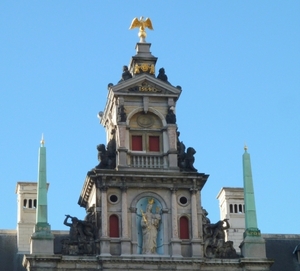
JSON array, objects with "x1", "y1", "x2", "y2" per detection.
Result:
[
  {"x1": 149, "y1": 136, "x2": 160, "y2": 152},
  {"x1": 132, "y1": 135, "x2": 143, "y2": 151}
]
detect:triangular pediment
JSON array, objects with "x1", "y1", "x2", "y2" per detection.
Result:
[{"x1": 110, "y1": 74, "x2": 182, "y2": 97}]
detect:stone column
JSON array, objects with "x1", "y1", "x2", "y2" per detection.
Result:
[
  {"x1": 170, "y1": 188, "x2": 182, "y2": 257},
  {"x1": 121, "y1": 186, "x2": 131, "y2": 255},
  {"x1": 100, "y1": 186, "x2": 111, "y2": 256},
  {"x1": 190, "y1": 187, "x2": 201, "y2": 257}
]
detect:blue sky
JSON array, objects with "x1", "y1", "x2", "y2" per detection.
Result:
[{"x1": 0, "y1": 1, "x2": 299, "y2": 234}]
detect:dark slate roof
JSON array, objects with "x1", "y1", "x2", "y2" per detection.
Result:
[
  {"x1": 0, "y1": 230, "x2": 68, "y2": 271},
  {"x1": 0, "y1": 231, "x2": 26, "y2": 271},
  {"x1": 264, "y1": 234, "x2": 300, "y2": 271}
]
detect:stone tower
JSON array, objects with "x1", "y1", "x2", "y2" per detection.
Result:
[
  {"x1": 78, "y1": 38, "x2": 209, "y2": 259},
  {"x1": 217, "y1": 187, "x2": 245, "y2": 252},
  {"x1": 15, "y1": 182, "x2": 37, "y2": 253}
]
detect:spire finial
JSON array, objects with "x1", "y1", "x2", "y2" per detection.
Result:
[
  {"x1": 244, "y1": 143, "x2": 248, "y2": 151},
  {"x1": 40, "y1": 134, "x2": 45, "y2": 146},
  {"x1": 129, "y1": 16, "x2": 154, "y2": 42}
]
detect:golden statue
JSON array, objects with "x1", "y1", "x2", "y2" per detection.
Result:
[{"x1": 129, "y1": 17, "x2": 153, "y2": 42}]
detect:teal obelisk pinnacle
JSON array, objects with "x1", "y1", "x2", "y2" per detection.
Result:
[
  {"x1": 242, "y1": 145, "x2": 260, "y2": 237},
  {"x1": 240, "y1": 145, "x2": 267, "y2": 259},
  {"x1": 32, "y1": 135, "x2": 53, "y2": 238}
]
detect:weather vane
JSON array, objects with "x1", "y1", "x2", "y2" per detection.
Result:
[{"x1": 129, "y1": 16, "x2": 153, "y2": 43}]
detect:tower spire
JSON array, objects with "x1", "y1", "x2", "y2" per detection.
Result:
[
  {"x1": 240, "y1": 146, "x2": 266, "y2": 258},
  {"x1": 36, "y1": 134, "x2": 48, "y2": 225},
  {"x1": 243, "y1": 146, "x2": 259, "y2": 232},
  {"x1": 30, "y1": 135, "x2": 53, "y2": 254}
]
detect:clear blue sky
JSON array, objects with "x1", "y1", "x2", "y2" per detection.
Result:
[{"x1": 0, "y1": 1, "x2": 299, "y2": 234}]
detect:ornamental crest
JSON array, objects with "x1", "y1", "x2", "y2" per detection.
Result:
[{"x1": 134, "y1": 63, "x2": 155, "y2": 75}]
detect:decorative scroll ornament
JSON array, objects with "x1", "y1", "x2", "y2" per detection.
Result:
[
  {"x1": 129, "y1": 16, "x2": 153, "y2": 42},
  {"x1": 134, "y1": 63, "x2": 155, "y2": 75}
]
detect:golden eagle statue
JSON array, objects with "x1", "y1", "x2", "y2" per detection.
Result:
[{"x1": 129, "y1": 17, "x2": 153, "y2": 42}]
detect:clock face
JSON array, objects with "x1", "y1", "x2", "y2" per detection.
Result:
[{"x1": 137, "y1": 115, "x2": 154, "y2": 128}]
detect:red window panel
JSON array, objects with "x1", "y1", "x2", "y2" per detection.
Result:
[
  {"x1": 179, "y1": 216, "x2": 189, "y2": 239},
  {"x1": 109, "y1": 215, "x2": 119, "y2": 238},
  {"x1": 149, "y1": 136, "x2": 160, "y2": 152},
  {"x1": 132, "y1": 135, "x2": 143, "y2": 151}
]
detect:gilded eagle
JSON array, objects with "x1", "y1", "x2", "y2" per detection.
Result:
[{"x1": 129, "y1": 17, "x2": 153, "y2": 42}]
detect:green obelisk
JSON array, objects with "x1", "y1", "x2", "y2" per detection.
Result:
[
  {"x1": 240, "y1": 146, "x2": 266, "y2": 258},
  {"x1": 30, "y1": 135, "x2": 54, "y2": 253}
]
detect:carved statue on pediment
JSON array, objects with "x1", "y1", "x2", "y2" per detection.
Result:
[
  {"x1": 166, "y1": 106, "x2": 176, "y2": 124},
  {"x1": 157, "y1": 67, "x2": 169, "y2": 84},
  {"x1": 177, "y1": 132, "x2": 198, "y2": 172},
  {"x1": 202, "y1": 209, "x2": 239, "y2": 258},
  {"x1": 61, "y1": 213, "x2": 96, "y2": 255},
  {"x1": 95, "y1": 130, "x2": 116, "y2": 169},
  {"x1": 119, "y1": 65, "x2": 132, "y2": 83},
  {"x1": 118, "y1": 105, "x2": 127, "y2": 122}
]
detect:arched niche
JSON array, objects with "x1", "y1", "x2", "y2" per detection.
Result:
[{"x1": 131, "y1": 192, "x2": 167, "y2": 255}]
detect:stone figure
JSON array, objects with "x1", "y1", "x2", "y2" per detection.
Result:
[
  {"x1": 177, "y1": 132, "x2": 198, "y2": 172},
  {"x1": 118, "y1": 105, "x2": 127, "y2": 122},
  {"x1": 157, "y1": 68, "x2": 169, "y2": 83},
  {"x1": 62, "y1": 214, "x2": 96, "y2": 255},
  {"x1": 141, "y1": 199, "x2": 161, "y2": 254},
  {"x1": 184, "y1": 147, "x2": 197, "y2": 172},
  {"x1": 202, "y1": 215, "x2": 238, "y2": 258},
  {"x1": 166, "y1": 106, "x2": 176, "y2": 124},
  {"x1": 119, "y1": 65, "x2": 132, "y2": 83},
  {"x1": 95, "y1": 130, "x2": 116, "y2": 169}
]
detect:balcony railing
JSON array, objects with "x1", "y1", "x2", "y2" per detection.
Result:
[{"x1": 129, "y1": 153, "x2": 166, "y2": 169}]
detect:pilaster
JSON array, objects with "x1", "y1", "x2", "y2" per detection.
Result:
[{"x1": 190, "y1": 187, "x2": 201, "y2": 257}]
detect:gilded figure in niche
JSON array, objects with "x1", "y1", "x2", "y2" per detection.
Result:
[{"x1": 140, "y1": 198, "x2": 161, "y2": 254}]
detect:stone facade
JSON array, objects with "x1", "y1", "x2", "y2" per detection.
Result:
[{"x1": 22, "y1": 35, "x2": 274, "y2": 270}]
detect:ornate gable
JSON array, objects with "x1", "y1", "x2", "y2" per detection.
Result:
[{"x1": 110, "y1": 74, "x2": 182, "y2": 97}]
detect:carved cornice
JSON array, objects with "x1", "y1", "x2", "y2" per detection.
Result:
[{"x1": 79, "y1": 171, "x2": 208, "y2": 208}]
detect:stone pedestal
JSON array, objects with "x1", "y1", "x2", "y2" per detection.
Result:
[
  {"x1": 30, "y1": 222, "x2": 54, "y2": 254},
  {"x1": 117, "y1": 148, "x2": 128, "y2": 168},
  {"x1": 100, "y1": 237, "x2": 111, "y2": 256},
  {"x1": 240, "y1": 236, "x2": 266, "y2": 258},
  {"x1": 121, "y1": 238, "x2": 131, "y2": 256},
  {"x1": 30, "y1": 237, "x2": 54, "y2": 254},
  {"x1": 170, "y1": 239, "x2": 182, "y2": 257},
  {"x1": 191, "y1": 239, "x2": 202, "y2": 257}
]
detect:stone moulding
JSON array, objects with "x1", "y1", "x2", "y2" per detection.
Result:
[{"x1": 23, "y1": 255, "x2": 273, "y2": 270}]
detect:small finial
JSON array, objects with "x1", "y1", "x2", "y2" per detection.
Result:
[
  {"x1": 40, "y1": 134, "x2": 45, "y2": 146},
  {"x1": 244, "y1": 144, "x2": 248, "y2": 151}
]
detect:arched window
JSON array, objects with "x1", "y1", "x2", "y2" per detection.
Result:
[
  {"x1": 238, "y1": 204, "x2": 243, "y2": 213},
  {"x1": 234, "y1": 204, "x2": 238, "y2": 213},
  {"x1": 229, "y1": 204, "x2": 233, "y2": 213},
  {"x1": 109, "y1": 215, "x2": 119, "y2": 238},
  {"x1": 23, "y1": 199, "x2": 27, "y2": 208},
  {"x1": 33, "y1": 199, "x2": 37, "y2": 208},
  {"x1": 28, "y1": 199, "x2": 32, "y2": 208},
  {"x1": 179, "y1": 216, "x2": 189, "y2": 239}
]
